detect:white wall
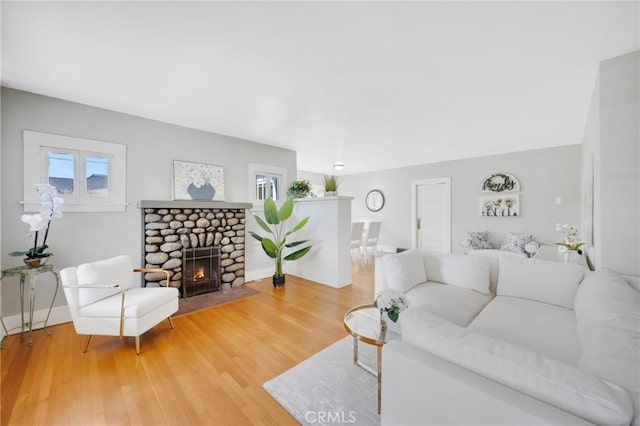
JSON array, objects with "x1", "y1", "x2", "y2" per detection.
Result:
[
  {"x1": 582, "y1": 51, "x2": 640, "y2": 276},
  {"x1": 1, "y1": 87, "x2": 297, "y2": 316},
  {"x1": 329, "y1": 145, "x2": 581, "y2": 252}
]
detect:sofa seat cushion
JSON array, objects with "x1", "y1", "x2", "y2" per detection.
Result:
[
  {"x1": 405, "y1": 282, "x2": 494, "y2": 327},
  {"x1": 401, "y1": 308, "x2": 634, "y2": 426},
  {"x1": 468, "y1": 296, "x2": 581, "y2": 365},
  {"x1": 79, "y1": 287, "x2": 179, "y2": 319}
]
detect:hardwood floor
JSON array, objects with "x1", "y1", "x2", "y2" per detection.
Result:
[{"x1": 1, "y1": 261, "x2": 375, "y2": 425}]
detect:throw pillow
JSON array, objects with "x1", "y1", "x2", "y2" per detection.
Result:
[
  {"x1": 497, "y1": 256, "x2": 584, "y2": 309},
  {"x1": 500, "y1": 233, "x2": 532, "y2": 254},
  {"x1": 467, "y1": 231, "x2": 492, "y2": 250},
  {"x1": 381, "y1": 250, "x2": 427, "y2": 293}
]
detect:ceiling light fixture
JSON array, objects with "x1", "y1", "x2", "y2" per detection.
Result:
[{"x1": 333, "y1": 163, "x2": 345, "y2": 171}]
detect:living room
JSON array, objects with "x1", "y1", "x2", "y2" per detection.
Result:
[{"x1": 1, "y1": 1, "x2": 639, "y2": 425}]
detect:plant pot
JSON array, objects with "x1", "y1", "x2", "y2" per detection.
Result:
[
  {"x1": 23, "y1": 258, "x2": 42, "y2": 268},
  {"x1": 272, "y1": 274, "x2": 285, "y2": 287},
  {"x1": 324, "y1": 191, "x2": 337, "y2": 197}
]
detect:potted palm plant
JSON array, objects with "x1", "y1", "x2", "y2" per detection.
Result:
[
  {"x1": 323, "y1": 175, "x2": 338, "y2": 196},
  {"x1": 249, "y1": 197, "x2": 312, "y2": 287}
]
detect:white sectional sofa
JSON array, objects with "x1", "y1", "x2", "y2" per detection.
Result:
[{"x1": 375, "y1": 249, "x2": 640, "y2": 425}]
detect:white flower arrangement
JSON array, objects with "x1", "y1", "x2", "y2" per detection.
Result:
[
  {"x1": 10, "y1": 184, "x2": 64, "y2": 260},
  {"x1": 374, "y1": 289, "x2": 408, "y2": 323},
  {"x1": 555, "y1": 223, "x2": 585, "y2": 252}
]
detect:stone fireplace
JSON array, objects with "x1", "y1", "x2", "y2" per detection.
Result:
[{"x1": 138, "y1": 200, "x2": 252, "y2": 296}]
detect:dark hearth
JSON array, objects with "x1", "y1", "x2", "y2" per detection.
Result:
[{"x1": 182, "y1": 247, "x2": 221, "y2": 298}]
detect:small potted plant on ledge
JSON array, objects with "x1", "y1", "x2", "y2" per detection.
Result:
[
  {"x1": 287, "y1": 179, "x2": 312, "y2": 199},
  {"x1": 323, "y1": 175, "x2": 338, "y2": 197},
  {"x1": 249, "y1": 197, "x2": 312, "y2": 287},
  {"x1": 10, "y1": 184, "x2": 64, "y2": 268}
]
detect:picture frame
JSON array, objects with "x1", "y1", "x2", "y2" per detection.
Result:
[
  {"x1": 479, "y1": 194, "x2": 520, "y2": 217},
  {"x1": 172, "y1": 160, "x2": 225, "y2": 201}
]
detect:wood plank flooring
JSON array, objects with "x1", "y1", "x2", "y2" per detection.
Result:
[{"x1": 1, "y1": 261, "x2": 375, "y2": 425}]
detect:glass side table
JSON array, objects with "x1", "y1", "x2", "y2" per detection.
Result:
[
  {"x1": 1, "y1": 264, "x2": 60, "y2": 347},
  {"x1": 344, "y1": 304, "x2": 393, "y2": 414}
]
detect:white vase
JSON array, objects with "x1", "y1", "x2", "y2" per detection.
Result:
[{"x1": 563, "y1": 250, "x2": 580, "y2": 264}]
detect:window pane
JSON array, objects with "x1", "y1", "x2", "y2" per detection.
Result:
[
  {"x1": 86, "y1": 156, "x2": 109, "y2": 196},
  {"x1": 48, "y1": 152, "x2": 74, "y2": 194},
  {"x1": 256, "y1": 174, "x2": 267, "y2": 200},
  {"x1": 271, "y1": 175, "x2": 280, "y2": 200}
]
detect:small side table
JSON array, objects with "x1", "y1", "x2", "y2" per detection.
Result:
[
  {"x1": 344, "y1": 304, "x2": 392, "y2": 414},
  {"x1": 1, "y1": 264, "x2": 60, "y2": 347}
]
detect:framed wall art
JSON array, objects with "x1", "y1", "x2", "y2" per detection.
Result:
[
  {"x1": 173, "y1": 160, "x2": 225, "y2": 201},
  {"x1": 479, "y1": 194, "x2": 520, "y2": 217}
]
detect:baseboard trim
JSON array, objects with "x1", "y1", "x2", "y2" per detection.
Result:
[{"x1": 1, "y1": 306, "x2": 71, "y2": 338}]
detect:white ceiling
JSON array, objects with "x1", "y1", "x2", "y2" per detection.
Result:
[{"x1": 2, "y1": 1, "x2": 638, "y2": 175}]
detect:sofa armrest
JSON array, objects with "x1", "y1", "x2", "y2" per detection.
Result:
[{"x1": 382, "y1": 340, "x2": 596, "y2": 426}]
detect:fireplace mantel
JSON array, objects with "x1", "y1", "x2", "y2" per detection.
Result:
[{"x1": 137, "y1": 200, "x2": 253, "y2": 209}]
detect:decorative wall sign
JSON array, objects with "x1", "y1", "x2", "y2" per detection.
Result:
[
  {"x1": 173, "y1": 160, "x2": 225, "y2": 201},
  {"x1": 481, "y1": 173, "x2": 520, "y2": 193},
  {"x1": 479, "y1": 194, "x2": 520, "y2": 217}
]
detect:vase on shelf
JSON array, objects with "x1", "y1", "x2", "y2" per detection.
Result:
[
  {"x1": 563, "y1": 250, "x2": 580, "y2": 264},
  {"x1": 187, "y1": 183, "x2": 215, "y2": 201}
]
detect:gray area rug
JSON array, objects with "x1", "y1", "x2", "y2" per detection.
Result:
[{"x1": 263, "y1": 334, "x2": 398, "y2": 426}]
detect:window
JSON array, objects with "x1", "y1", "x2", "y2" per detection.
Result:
[
  {"x1": 249, "y1": 163, "x2": 287, "y2": 205},
  {"x1": 24, "y1": 131, "x2": 126, "y2": 212}
]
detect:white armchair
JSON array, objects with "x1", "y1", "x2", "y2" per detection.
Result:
[{"x1": 60, "y1": 255, "x2": 179, "y2": 354}]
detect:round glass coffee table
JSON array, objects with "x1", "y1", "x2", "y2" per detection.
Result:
[{"x1": 343, "y1": 304, "x2": 391, "y2": 414}]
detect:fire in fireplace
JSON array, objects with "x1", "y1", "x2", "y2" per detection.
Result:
[{"x1": 182, "y1": 246, "x2": 221, "y2": 298}]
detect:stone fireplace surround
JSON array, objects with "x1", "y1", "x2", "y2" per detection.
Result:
[{"x1": 138, "y1": 200, "x2": 252, "y2": 294}]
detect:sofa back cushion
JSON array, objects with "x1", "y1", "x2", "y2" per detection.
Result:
[
  {"x1": 76, "y1": 255, "x2": 135, "y2": 307},
  {"x1": 574, "y1": 272, "x2": 640, "y2": 424},
  {"x1": 575, "y1": 271, "x2": 640, "y2": 333},
  {"x1": 401, "y1": 307, "x2": 634, "y2": 426},
  {"x1": 381, "y1": 250, "x2": 427, "y2": 293},
  {"x1": 497, "y1": 256, "x2": 584, "y2": 309},
  {"x1": 422, "y1": 250, "x2": 491, "y2": 295}
]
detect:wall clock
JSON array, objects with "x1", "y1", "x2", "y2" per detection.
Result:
[{"x1": 365, "y1": 189, "x2": 385, "y2": 212}]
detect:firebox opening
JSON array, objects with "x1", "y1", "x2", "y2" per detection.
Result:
[{"x1": 182, "y1": 246, "x2": 221, "y2": 298}]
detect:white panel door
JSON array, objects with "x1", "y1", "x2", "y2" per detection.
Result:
[{"x1": 412, "y1": 178, "x2": 451, "y2": 253}]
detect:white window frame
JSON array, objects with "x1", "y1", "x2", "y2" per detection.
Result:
[
  {"x1": 248, "y1": 163, "x2": 287, "y2": 208},
  {"x1": 23, "y1": 130, "x2": 127, "y2": 212}
]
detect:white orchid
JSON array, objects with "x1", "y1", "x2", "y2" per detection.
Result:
[
  {"x1": 21, "y1": 214, "x2": 46, "y2": 232},
  {"x1": 555, "y1": 223, "x2": 584, "y2": 251},
  {"x1": 11, "y1": 184, "x2": 64, "y2": 260}
]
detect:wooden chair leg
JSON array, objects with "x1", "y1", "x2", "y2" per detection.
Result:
[
  {"x1": 82, "y1": 335, "x2": 92, "y2": 353},
  {"x1": 168, "y1": 316, "x2": 175, "y2": 329},
  {"x1": 135, "y1": 336, "x2": 140, "y2": 355}
]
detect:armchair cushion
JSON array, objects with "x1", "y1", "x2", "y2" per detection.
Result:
[
  {"x1": 76, "y1": 255, "x2": 135, "y2": 307},
  {"x1": 79, "y1": 287, "x2": 179, "y2": 318}
]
